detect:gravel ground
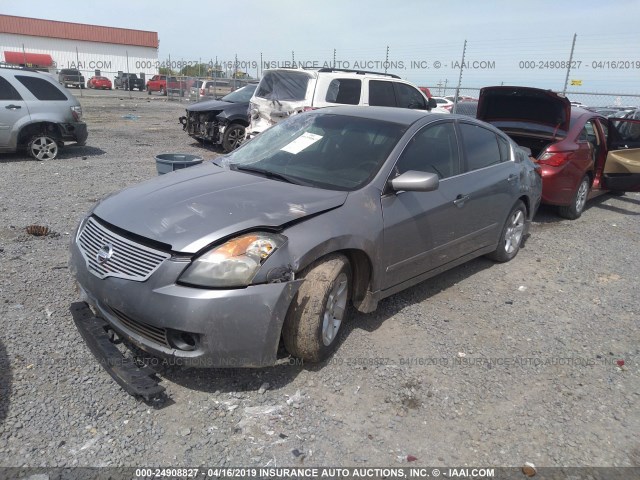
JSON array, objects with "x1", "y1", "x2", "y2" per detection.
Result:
[{"x1": 0, "y1": 91, "x2": 638, "y2": 469}]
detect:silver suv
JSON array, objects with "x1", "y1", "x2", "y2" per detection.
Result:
[
  {"x1": 248, "y1": 67, "x2": 443, "y2": 137},
  {"x1": 0, "y1": 66, "x2": 88, "y2": 160}
]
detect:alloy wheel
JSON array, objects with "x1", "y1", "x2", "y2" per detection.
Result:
[
  {"x1": 504, "y1": 209, "x2": 525, "y2": 254},
  {"x1": 321, "y1": 272, "x2": 348, "y2": 346}
]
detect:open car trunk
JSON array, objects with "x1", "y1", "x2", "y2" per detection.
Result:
[
  {"x1": 477, "y1": 86, "x2": 572, "y2": 158},
  {"x1": 499, "y1": 132, "x2": 558, "y2": 158}
]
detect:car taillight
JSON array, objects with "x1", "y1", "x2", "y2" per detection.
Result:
[
  {"x1": 443, "y1": 105, "x2": 453, "y2": 111},
  {"x1": 200, "y1": 88, "x2": 205, "y2": 95},
  {"x1": 70, "y1": 106, "x2": 82, "y2": 121},
  {"x1": 302, "y1": 106, "x2": 316, "y2": 112},
  {"x1": 537, "y1": 151, "x2": 571, "y2": 167}
]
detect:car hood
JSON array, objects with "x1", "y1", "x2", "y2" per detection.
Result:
[
  {"x1": 477, "y1": 86, "x2": 571, "y2": 135},
  {"x1": 187, "y1": 99, "x2": 235, "y2": 112},
  {"x1": 93, "y1": 162, "x2": 348, "y2": 253}
]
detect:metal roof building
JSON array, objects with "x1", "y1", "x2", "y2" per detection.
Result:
[{"x1": 0, "y1": 15, "x2": 159, "y2": 82}]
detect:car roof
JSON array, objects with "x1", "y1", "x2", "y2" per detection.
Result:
[
  {"x1": 311, "y1": 105, "x2": 453, "y2": 126},
  {"x1": 262, "y1": 68, "x2": 403, "y2": 80}
]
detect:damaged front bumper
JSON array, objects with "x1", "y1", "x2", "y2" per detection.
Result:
[
  {"x1": 180, "y1": 110, "x2": 223, "y2": 144},
  {"x1": 71, "y1": 242, "x2": 302, "y2": 369},
  {"x1": 70, "y1": 301, "x2": 166, "y2": 400}
]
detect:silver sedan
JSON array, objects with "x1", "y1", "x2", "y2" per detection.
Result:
[{"x1": 69, "y1": 106, "x2": 541, "y2": 396}]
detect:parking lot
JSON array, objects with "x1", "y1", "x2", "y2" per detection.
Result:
[{"x1": 0, "y1": 90, "x2": 639, "y2": 468}]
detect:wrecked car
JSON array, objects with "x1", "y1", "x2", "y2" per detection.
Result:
[
  {"x1": 247, "y1": 68, "x2": 443, "y2": 138},
  {"x1": 70, "y1": 106, "x2": 541, "y2": 398},
  {"x1": 179, "y1": 83, "x2": 256, "y2": 152}
]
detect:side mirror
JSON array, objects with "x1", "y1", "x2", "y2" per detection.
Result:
[
  {"x1": 428, "y1": 98, "x2": 438, "y2": 109},
  {"x1": 391, "y1": 171, "x2": 439, "y2": 192}
]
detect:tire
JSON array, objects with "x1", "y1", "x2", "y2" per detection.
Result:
[
  {"x1": 80, "y1": 84, "x2": 85, "y2": 89},
  {"x1": 28, "y1": 134, "x2": 59, "y2": 161},
  {"x1": 486, "y1": 200, "x2": 527, "y2": 263},
  {"x1": 282, "y1": 254, "x2": 351, "y2": 363},
  {"x1": 222, "y1": 124, "x2": 246, "y2": 152},
  {"x1": 558, "y1": 174, "x2": 590, "y2": 220},
  {"x1": 147, "y1": 87, "x2": 151, "y2": 95}
]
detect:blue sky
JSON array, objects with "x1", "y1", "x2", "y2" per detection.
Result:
[{"x1": 3, "y1": 0, "x2": 640, "y2": 92}]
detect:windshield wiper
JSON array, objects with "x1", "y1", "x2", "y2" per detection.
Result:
[{"x1": 232, "y1": 165, "x2": 305, "y2": 185}]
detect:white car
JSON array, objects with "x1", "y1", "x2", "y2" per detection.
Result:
[
  {"x1": 248, "y1": 68, "x2": 445, "y2": 137},
  {"x1": 433, "y1": 96, "x2": 455, "y2": 112}
]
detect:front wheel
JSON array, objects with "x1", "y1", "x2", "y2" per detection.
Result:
[
  {"x1": 222, "y1": 124, "x2": 246, "y2": 152},
  {"x1": 486, "y1": 200, "x2": 527, "y2": 263},
  {"x1": 28, "y1": 134, "x2": 59, "y2": 161},
  {"x1": 558, "y1": 174, "x2": 590, "y2": 220},
  {"x1": 282, "y1": 254, "x2": 351, "y2": 363}
]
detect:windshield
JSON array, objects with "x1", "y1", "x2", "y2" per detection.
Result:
[
  {"x1": 223, "y1": 112, "x2": 407, "y2": 191},
  {"x1": 255, "y1": 71, "x2": 310, "y2": 101},
  {"x1": 221, "y1": 84, "x2": 257, "y2": 103}
]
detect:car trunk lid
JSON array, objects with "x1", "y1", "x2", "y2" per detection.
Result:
[{"x1": 477, "y1": 86, "x2": 572, "y2": 137}]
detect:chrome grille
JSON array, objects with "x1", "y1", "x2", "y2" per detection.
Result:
[
  {"x1": 109, "y1": 306, "x2": 170, "y2": 348},
  {"x1": 77, "y1": 217, "x2": 170, "y2": 281}
]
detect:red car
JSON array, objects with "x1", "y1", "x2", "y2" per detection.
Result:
[
  {"x1": 477, "y1": 86, "x2": 640, "y2": 219},
  {"x1": 87, "y1": 76, "x2": 112, "y2": 90}
]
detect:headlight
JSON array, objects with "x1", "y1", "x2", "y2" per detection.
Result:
[{"x1": 178, "y1": 232, "x2": 285, "y2": 288}]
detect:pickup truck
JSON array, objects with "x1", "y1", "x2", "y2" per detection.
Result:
[
  {"x1": 58, "y1": 69, "x2": 85, "y2": 89},
  {"x1": 146, "y1": 75, "x2": 167, "y2": 95},
  {"x1": 146, "y1": 75, "x2": 187, "y2": 96},
  {"x1": 114, "y1": 73, "x2": 145, "y2": 91}
]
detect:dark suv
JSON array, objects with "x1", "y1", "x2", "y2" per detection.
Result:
[
  {"x1": 58, "y1": 68, "x2": 85, "y2": 89},
  {"x1": 0, "y1": 66, "x2": 88, "y2": 160}
]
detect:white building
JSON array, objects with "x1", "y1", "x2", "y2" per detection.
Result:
[{"x1": 0, "y1": 14, "x2": 159, "y2": 81}]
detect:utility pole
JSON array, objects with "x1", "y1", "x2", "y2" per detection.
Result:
[
  {"x1": 384, "y1": 45, "x2": 390, "y2": 73},
  {"x1": 453, "y1": 40, "x2": 467, "y2": 113},
  {"x1": 562, "y1": 33, "x2": 577, "y2": 95}
]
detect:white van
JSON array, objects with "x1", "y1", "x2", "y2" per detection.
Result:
[{"x1": 247, "y1": 68, "x2": 443, "y2": 137}]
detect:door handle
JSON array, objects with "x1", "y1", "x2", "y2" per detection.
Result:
[
  {"x1": 507, "y1": 174, "x2": 518, "y2": 183},
  {"x1": 453, "y1": 194, "x2": 470, "y2": 208},
  {"x1": 5, "y1": 104, "x2": 21, "y2": 110}
]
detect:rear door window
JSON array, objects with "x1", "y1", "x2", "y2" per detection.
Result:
[
  {"x1": 497, "y1": 135, "x2": 511, "y2": 162},
  {"x1": 325, "y1": 79, "x2": 361, "y2": 105},
  {"x1": 0, "y1": 76, "x2": 23, "y2": 100},
  {"x1": 459, "y1": 122, "x2": 502, "y2": 171},
  {"x1": 368, "y1": 80, "x2": 396, "y2": 107},
  {"x1": 15, "y1": 75, "x2": 67, "y2": 101}
]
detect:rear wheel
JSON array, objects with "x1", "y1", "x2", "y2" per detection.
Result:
[
  {"x1": 558, "y1": 175, "x2": 590, "y2": 219},
  {"x1": 28, "y1": 134, "x2": 59, "y2": 161},
  {"x1": 222, "y1": 124, "x2": 246, "y2": 152},
  {"x1": 486, "y1": 200, "x2": 526, "y2": 263},
  {"x1": 282, "y1": 254, "x2": 351, "y2": 362}
]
